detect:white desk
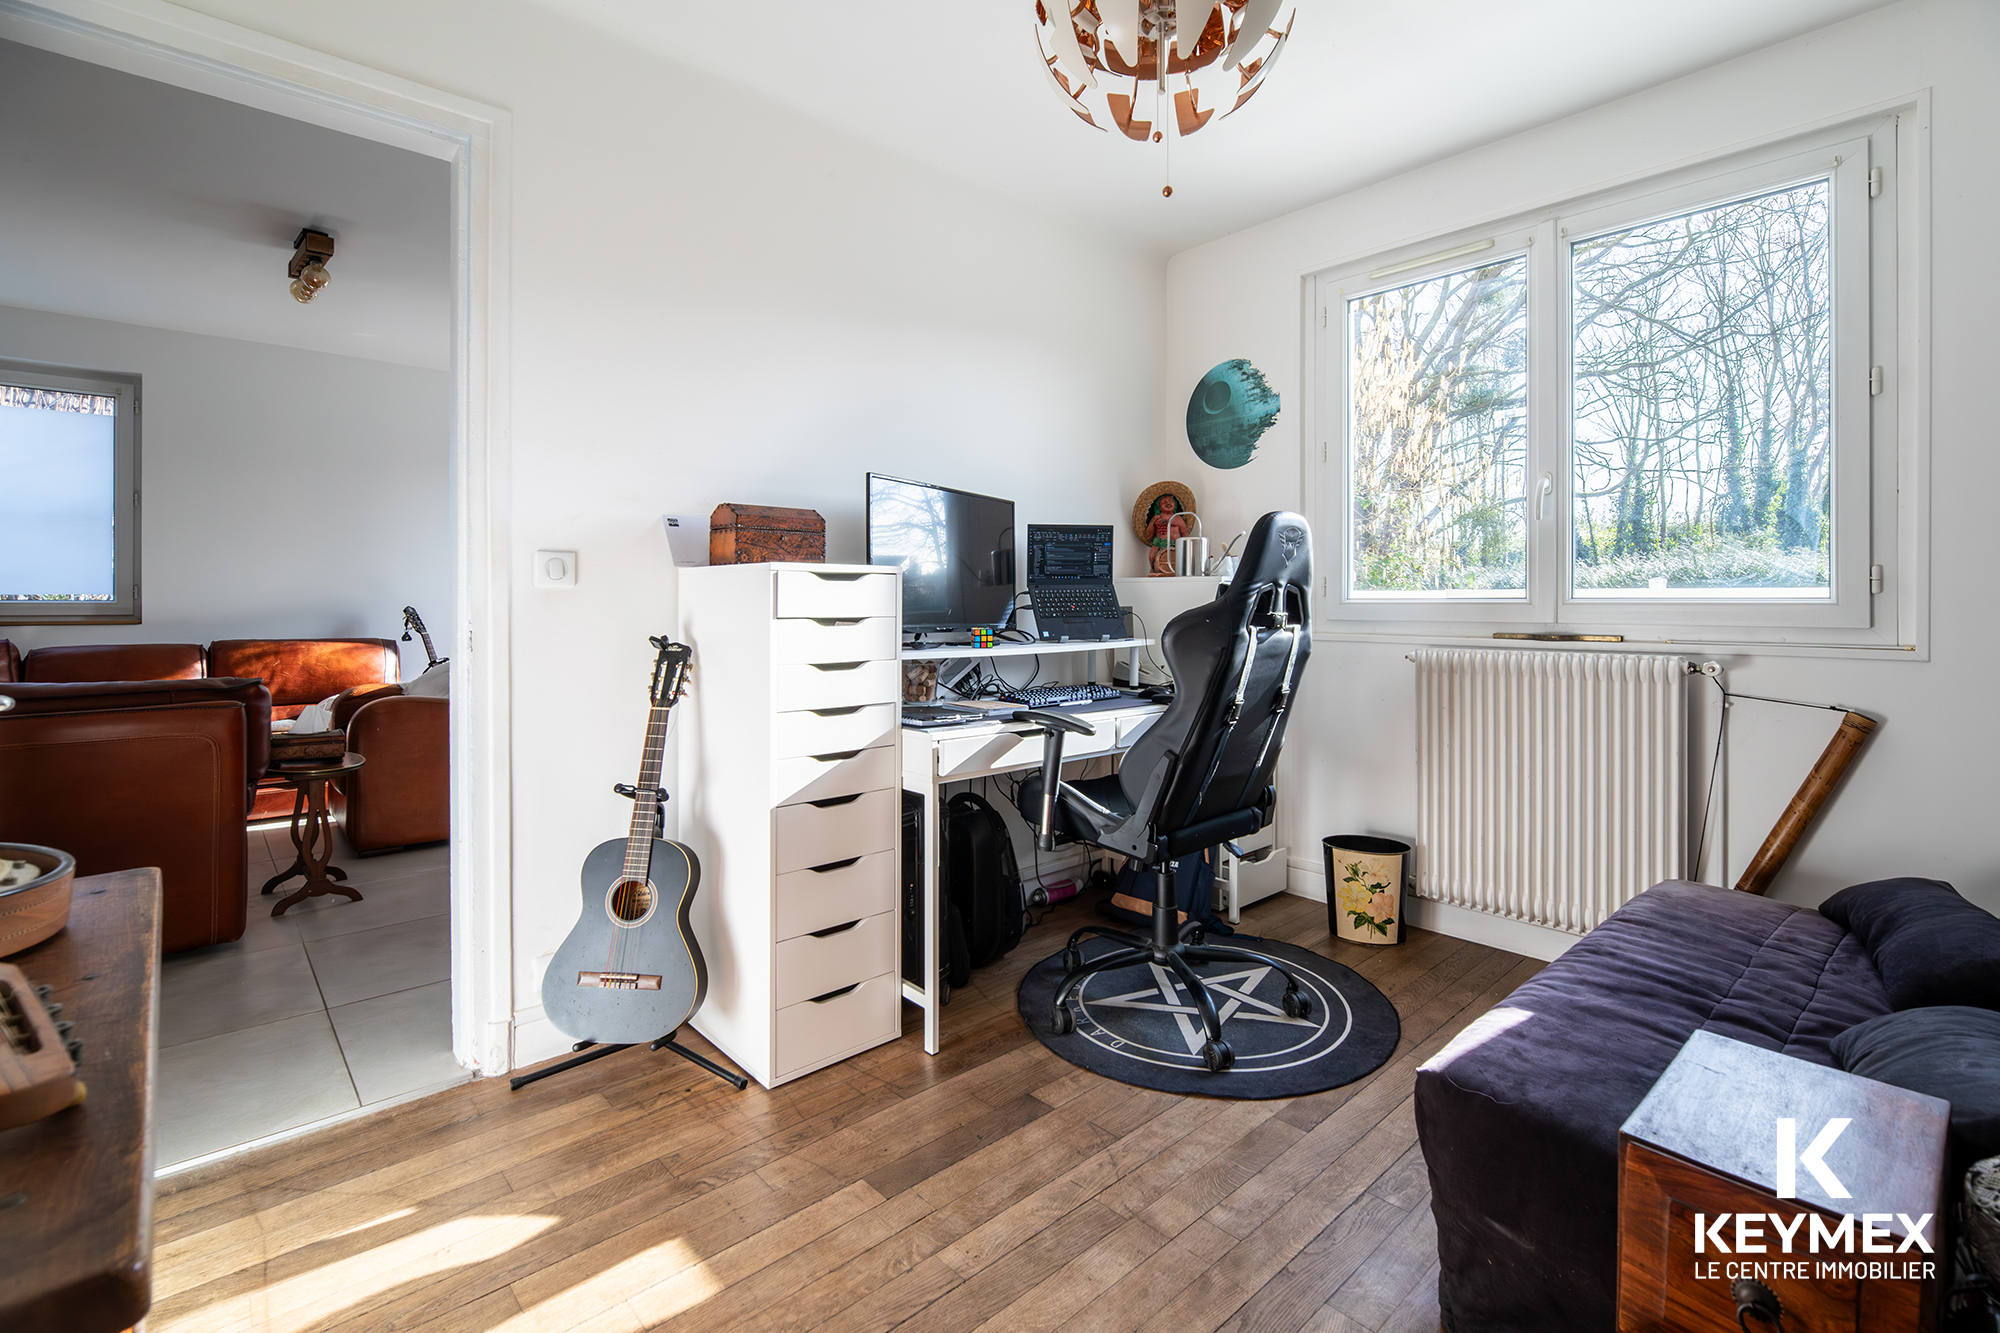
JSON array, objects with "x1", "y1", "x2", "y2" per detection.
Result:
[{"x1": 900, "y1": 695, "x2": 1166, "y2": 1054}]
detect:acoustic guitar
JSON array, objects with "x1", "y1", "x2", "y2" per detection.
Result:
[
  {"x1": 401, "y1": 606, "x2": 448, "y2": 671},
  {"x1": 541, "y1": 638, "x2": 708, "y2": 1045}
]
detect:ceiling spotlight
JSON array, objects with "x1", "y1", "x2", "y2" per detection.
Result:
[
  {"x1": 1035, "y1": 0, "x2": 1296, "y2": 194},
  {"x1": 289, "y1": 228, "x2": 335, "y2": 303}
]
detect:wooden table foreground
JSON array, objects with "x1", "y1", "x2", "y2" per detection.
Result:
[{"x1": 0, "y1": 867, "x2": 161, "y2": 1333}]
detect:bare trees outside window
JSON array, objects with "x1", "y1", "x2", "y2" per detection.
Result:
[
  {"x1": 1571, "y1": 182, "x2": 1831, "y2": 599},
  {"x1": 1348, "y1": 257, "x2": 1528, "y2": 598}
]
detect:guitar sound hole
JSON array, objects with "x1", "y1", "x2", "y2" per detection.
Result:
[{"x1": 609, "y1": 879, "x2": 655, "y2": 923}]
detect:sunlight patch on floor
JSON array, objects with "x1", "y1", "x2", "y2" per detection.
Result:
[
  {"x1": 493, "y1": 1236, "x2": 720, "y2": 1333},
  {"x1": 154, "y1": 1213, "x2": 557, "y2": 1333}
]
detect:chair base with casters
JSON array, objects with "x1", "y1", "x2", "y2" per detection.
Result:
[{"x1": 1043, "y1": 834, "x2": 1311, "y2": 1072}]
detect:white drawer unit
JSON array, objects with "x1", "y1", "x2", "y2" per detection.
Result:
[
  {"x1": 678, "y1": 562, "x2": 905, "y2": 1087},
  {"x1": 773, "y1": 616, "x2": 897, "y2": 665},
  {"x1": 775, "y1": 660, "x2": 901, "y2": 711},
  {"x1": 774, "y1": 850, "x2": 896, "y2": 941},
  {"x1": 774, "y1": 569, "x2": 898, "y2": 619},
  {"x1": 771, "y1": 703, "x2": 897, "y2": 759},
  {"x1": 774, "y1": 973, "x2": 900, "y2": 1080},
  {"x1": 771, "y1": 744, "x2": 898, "y2": 808}
]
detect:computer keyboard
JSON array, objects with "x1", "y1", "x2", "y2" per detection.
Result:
[
  {"x1": 992, "y1": 683, "x2": 1126, "y2": 707},
  {"x1": 1030, "y1": 588, "x2": 1121, "y2": 620}
]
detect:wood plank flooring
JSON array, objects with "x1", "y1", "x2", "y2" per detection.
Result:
[{"x1": 151, "y1": 892, "x2": 1540, "y2": 1333}]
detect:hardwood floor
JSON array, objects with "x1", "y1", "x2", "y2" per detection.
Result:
[{"x1": 151, "y1": 892, "x2": 1540, "y2": 1333}]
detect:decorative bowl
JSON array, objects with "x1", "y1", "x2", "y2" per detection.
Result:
[{"x1": 0, "y1": 844, "x2": 77, "y2": 958}]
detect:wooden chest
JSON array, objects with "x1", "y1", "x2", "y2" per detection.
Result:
[
  {"x1": 709, "y1": 503, "x2": 824, "y2": 565},
  {"x1": 1617, "y1": 1031, "x2": 1947, "y2": 1333}
]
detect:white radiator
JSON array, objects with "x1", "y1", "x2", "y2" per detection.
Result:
[{"x1": 1413, "y1": 649, "x2": 1687, "y2": 934}]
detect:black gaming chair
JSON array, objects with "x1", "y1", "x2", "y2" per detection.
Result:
[{"x1": 1013, "y1": 511, "x2": 1314, "y2": 1073}]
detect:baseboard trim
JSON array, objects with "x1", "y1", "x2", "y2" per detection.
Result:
[{"x1": 1285, "y1": 858, "x2": 1579, "y2": 962}]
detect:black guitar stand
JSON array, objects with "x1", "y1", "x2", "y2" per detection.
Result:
[{"x1": 509, "y1": 1028, "x2": 748, "y2": 1092}]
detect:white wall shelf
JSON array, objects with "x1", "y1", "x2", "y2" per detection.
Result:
[{"x1": 900, "y1": 637, "x2": 1151, "y2": 662}]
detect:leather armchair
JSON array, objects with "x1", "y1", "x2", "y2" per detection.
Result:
[
  {"x1": 209, "y1": 639, "x2": 399, "y2": 819},
  {"x1": 0, "y1": 639, "x2": 19, "y2": 681},
  {"x1": 0, "y1": 677, "x2": 272, "y2": 953},
  {"x1": 329, "y1": 684, "x2": 449, "y2": 853}
]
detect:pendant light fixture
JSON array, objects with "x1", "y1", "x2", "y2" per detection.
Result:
[{"x1": 1034, "y1": 0, "x2": 1296, "y2": 195}]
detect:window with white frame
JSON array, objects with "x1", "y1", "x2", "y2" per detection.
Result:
[
  {"x1": 0, "y1": 360, "x2": 140, "y2": 624},
  {"x1": 1312, "y1": 113, "x2": 1909, "y2": 646}
]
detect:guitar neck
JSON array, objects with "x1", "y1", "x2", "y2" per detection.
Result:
[{"x1": 621, "y1": 702, "x2": 673, "y2": 878}]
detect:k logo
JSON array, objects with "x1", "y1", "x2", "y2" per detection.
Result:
[{"x1": 1775, "y1": 1117, "x2": 1851, "y2": 1199}]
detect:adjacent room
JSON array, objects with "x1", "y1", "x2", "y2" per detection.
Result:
[
  {"x1": 0, "y1": 37, "x2": 463, "y2": 1168},
  {"x1": 3, "y1": 2, "x2": 1996, "y2": 1332}
]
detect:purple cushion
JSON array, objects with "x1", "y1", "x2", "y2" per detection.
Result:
[
  {"x1": 1818, "y1": 877, "x2": 2000, "y2": 1011},
  {"x1": 1416, "y1": 880, "x2": 1889, "y2": 1333},
  {"x1": 1833, "y1": 1006, "x2": 2000, "y2": 1168}
]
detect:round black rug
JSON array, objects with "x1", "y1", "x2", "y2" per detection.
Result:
[{"x1": 1017, "y1": 935, "x2": 1400, "y2": 1098}]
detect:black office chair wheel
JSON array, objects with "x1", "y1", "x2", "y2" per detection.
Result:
[
  {"x1": 1049, "y1": 1003, "x2": 1076, "y2": 1037},
  {"x1": 1283, "y1": 988, "x2": 1312, "y2": 1020},
  {"x1": 1188, "y1": 925, "x2": 1207, "y2": 946},
  {"x1": 1201, "y1": 1038, "x2": 1234, "y2": 1073},
  {"x1": 1062, "y1": 948, "x2": 1082, "y2": 972}
]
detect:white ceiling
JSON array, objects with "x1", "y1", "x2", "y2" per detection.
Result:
[
  {"x1": 0, "y1": 3, "x2": 1895, "y2": 361},
  {"x1": 530, "y1": 0, "x2": 1897, "y2": 255},
  {"x1": 0, "y1": 39, "x2": 450, "y2": 369}
]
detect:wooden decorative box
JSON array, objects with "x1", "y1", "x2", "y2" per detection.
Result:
[
  {"x1": 271, "y1": 730, "x2": 346, "y2": 762},
  {"x1": 709, "y1": 503, "x2": 825, "y2": 565},
  {"x1": 1617, "y1": 1030, "x2": 1947, "y2": 1333}
]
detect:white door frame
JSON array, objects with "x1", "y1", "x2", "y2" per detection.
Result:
[{"x1": 0, "y1": 0, "x2": 516, "y2": 1074}]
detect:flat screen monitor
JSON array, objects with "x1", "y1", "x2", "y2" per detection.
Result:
[{"x1": 866, "y1": 473, "x2": 1016, "y2": 633}]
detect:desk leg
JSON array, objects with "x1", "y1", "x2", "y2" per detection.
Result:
[{"x1": 922, "y1": 778, "x2": 941, "y2": 1056}]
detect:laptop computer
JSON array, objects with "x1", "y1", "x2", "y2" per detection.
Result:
[{"x1": 1026, "y1": 524, "x2": 1124, "y2": 642}]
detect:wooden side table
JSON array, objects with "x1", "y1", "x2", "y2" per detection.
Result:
[
  {"x1": 260, "y1": 753, "x2": 366, "y2": 916},
  {"x1": 0, "y1": 867, "x2": 161, "y2": 1333},
  {"x1": 1617, "y1": 1029, "x2": 1949, "y2": 1332}
]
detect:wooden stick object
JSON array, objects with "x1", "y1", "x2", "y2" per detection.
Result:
[{"x1": 1734, "y1": 710, "x2": 1877, "y2": 894}]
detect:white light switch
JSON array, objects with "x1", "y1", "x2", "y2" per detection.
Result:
[{"x1": 533, "y1": 549, "x2": 578, "y2": 588}]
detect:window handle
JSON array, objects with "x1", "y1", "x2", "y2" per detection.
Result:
[{"x1": 1537, "y1": 473, "x2": 1554, "y2": 522}]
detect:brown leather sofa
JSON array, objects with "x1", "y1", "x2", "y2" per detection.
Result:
[
  {"x1": 330, "y1": 684, "x2": 451, "y2": 853},
  {"x1": 3, "y1": 638, "x2": 405, "y2": 822},
  {"x1": 0, "y1": 677, "x2": 270, "y2": 953}
]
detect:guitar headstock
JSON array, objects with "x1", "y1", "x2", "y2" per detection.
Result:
[
  {"x1": 648, "y1": 637, "x2": 693, "y2": 708},
  {"x1": 401, "y1": 606, "x2": 447, "y2": 670}
]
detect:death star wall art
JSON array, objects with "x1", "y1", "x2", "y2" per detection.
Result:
[{"x1": 1186, "y1": 359, "x2": 1280, "y2": 469}]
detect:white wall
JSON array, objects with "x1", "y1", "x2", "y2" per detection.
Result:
[
  {"x1": 0, "y1": 304, "x2": 450, "y2": 663},
  {"x1": 167, "y1": 0, "x2": 1166, "y2": 1064},
  {"x1": 1155, "y1": 0, "x2": 1999, "y2": 934}
]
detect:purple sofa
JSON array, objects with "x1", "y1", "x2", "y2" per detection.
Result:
[{"x1": 1413, "y1": 879, "x2": 1892, "y2": 1333}]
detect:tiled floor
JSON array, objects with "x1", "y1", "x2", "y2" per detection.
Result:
[{"x1": 154, "y1": 826, "x2": 468, "y2": 1170}]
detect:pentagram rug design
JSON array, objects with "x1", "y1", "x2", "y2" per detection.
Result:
[{"x1": 1017, "y1": 935, "x2": 1401, "y2": 1098}]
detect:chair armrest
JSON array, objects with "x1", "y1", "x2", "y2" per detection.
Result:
[
  {"x1": 332, "y1": 682, "x2": 404, "y2": 732},
  {"x1": 1011, "y1": 708, "x2": 1096, "y2": 737},
  {"x1": 1011, "y1": 710, "x2": 1096, "y2": 850}
]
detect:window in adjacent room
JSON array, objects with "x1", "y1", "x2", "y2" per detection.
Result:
[
  {"x1": 1312, "y1": 112, "x2": 1908, "y2": 647},
  {"x1": 0, "y1": 360, "x2": 140, "y2": 624}
]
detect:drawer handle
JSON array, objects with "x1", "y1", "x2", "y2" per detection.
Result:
[
  {"x1": 807, "y1": 857, "x2": 861, "y2": 874},
  {"x1": 808, "y1": 573, "x2": 869, "y2": 583},
  {"x1": 809, "y1": 661, "x2": 865, "y2": 673},
  {"x1": 807, "y1": 984, "x2": 859, "y2": 1004},
  {"x1": 808, "y1": 793, "x2": 863, "y2": 808},
  {"x1": 809, "y1": 706, "x2": 863, "y2": 717},
  {"x1": 810, "y1": 750, "x2": 862, "y2": 764},
  {"x1": 810, "y1": 618, "x2": 863, "y2": 627},
  {"x1": 809, "y1": 919, "x2": 862, "y2": 938}
]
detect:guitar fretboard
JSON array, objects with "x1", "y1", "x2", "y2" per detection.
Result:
[{"x1": 621, "y1": 702, "x2": 673, "y2": 881}]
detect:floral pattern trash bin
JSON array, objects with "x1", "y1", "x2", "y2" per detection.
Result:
[{"x1": 1322, "y1": 835, "x2": 1410, "y2": 945}]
